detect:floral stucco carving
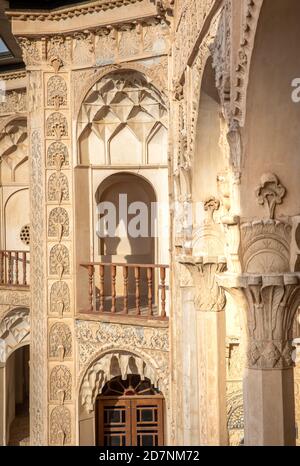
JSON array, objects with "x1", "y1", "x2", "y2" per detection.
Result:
[
  {"x1": 255, "y1": 173, "x2": 286, "y2": 220},
  {"x1": 75, "y1": 320, "x2": 169, "y2": 367}
]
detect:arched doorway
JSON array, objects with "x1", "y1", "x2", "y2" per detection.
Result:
[
  {"x1": 6, "y1": 345, "x2": 29, "y2": 446},
  {"x1": 96, "y1": 375, "x2": 164, "y2": 447},
  {"x1": 0, "y1": 307, "x2": 30, "y2": 445},
  {"x1": 78, "y1": 349, "x2": 168, "y2": 446}
]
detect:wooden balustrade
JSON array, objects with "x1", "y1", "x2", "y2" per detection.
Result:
[
  {"x1": 0, "y1": 250, "x2": 30, "y2": 287},
  {"x1": 80, "y1": 262, "x2": 169, "y2": 319}
]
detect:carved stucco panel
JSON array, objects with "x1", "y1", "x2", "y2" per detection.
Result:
[
  {"x1": 75, "y1": 320, "x2": 170, "y2": 412},
  {"x1": 30, "y1": 128, "x2": 47, "y2": 445}
]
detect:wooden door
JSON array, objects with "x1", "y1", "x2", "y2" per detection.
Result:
[
  {"x1": 97, "y1": 397, "x2": 163, "y2": 446},
  {"x1": 131, "y1": 398, "x2": 163, "y2": 446},
  {"x1": 97, "y1": 399, "x2": 131, "y2": 446}
]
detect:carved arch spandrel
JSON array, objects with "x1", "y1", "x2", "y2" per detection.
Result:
[
  {"x1": 233, "y1": 0, "x2": 264, "y2": 126},
  {"x1": 77, "y1": 346, "x2": 169, "y2": 414},
  {"x1": 0, "y1": 307, "x2": 30, "y2": 363},
  {"x1": 0, "y1": 114, "x2": 26, "y2": 134},
  {"x1": 189, "y1": 30, "x2": 218, "y2": 166}
]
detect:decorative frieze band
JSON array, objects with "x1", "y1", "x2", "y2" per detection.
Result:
[{"x1": 16, "y1": 18, "x2": 169, "y2": 69}]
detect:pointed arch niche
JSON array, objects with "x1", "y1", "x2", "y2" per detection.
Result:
[{"x1": 75, "y1": 70, "x2": 169, "y2": 313}]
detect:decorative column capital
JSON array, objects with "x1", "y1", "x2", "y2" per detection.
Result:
[
  {"x1": 179, "y1": 256, "x2": 227, "y2": 312},
  {"x1": 217, "y1": 273, "x2": 300, "y2": 369}
]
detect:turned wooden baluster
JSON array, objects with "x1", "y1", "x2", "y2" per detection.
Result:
[
  {"x1": 22, "y1": 252, "x2": 27, "y2": 286},
  {"x1": 160, "y1": 266, "x2": 166, "y2": 318},
  {"x1": 0, "y1": 251, "x2": 3, "y2": 284},
  {"x1": 88, "y1": 265, "x2": 94, "y2": 312},
  {"x1": 147, "y1": 267, "x2": 153, "y2": 316},
  {"x1": 123, "y1": 265, "x2": 128, "y2": 314},
  {"x1": 111, "y1": 265, "x2": 116, "y2": 313},
  {"x1": 135, "y1": 267, "x2": 140, "y2": 316},
  {"x1": 8, "y1": 251, "x2": 12, "y2": 285},
  {"x1": 15, "y1": 252, "x2": 19, "y2": 285},
  {"x1": 99, "y1": 264, "x2": 105, "y2": 313}
]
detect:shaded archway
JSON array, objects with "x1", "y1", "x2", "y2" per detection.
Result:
[
  {"x1": 78, "y1": 349, "x2": 167, "y2": 446},
  {"x1": 0, "y1": 307, "x2": 30, "y2": 445},
  {"x1": 6, "y1": 345, "x2": 29, "y2": 446}
]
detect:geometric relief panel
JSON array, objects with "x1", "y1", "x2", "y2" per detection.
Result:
[
  {"x1": 49, "y1": 322, "x2": 72, "y2": 360},
  {"x1": 50, "y1": 281, "x2": 70, "y2": 316},
  {"x1": 48, "y1": 207, "x2": 70, "y2": 239},
  {"x1": 49, "y1": 244, "x2": 70, "y2": 277},
  {"x1": 50, "y1": 365, "x2": 72, "y2": 403},
  {"x1": 48, "y1": 173, "x2": 69, "y2": 203}
]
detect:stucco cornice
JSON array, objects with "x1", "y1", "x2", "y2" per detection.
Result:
[
  {"x1": 6, "y1": 0, "x2": 167, "y2": 36},
  {"x1": 6, "y1": 0, "x2": 144, "y2": 21},
  {"x1": 0, "y1": 69, "x2": 26, "y2": 81}
]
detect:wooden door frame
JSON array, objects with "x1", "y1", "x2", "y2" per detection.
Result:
[{"x1": 96, "y1": 395, "x2": 164, "y2": 446}]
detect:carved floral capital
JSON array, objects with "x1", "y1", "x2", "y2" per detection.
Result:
[
  {"x1": 217, "y1": 273, "x2": 300, "y2": 370},
  {"x1": 179, "y1": 256, "x2": 227, "y2": 312}
]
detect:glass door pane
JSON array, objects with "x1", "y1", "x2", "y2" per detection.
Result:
[
  {"x1": 97, "y1": 399, "x2": 131, "y2": 446},
  {"x1": 131, "y1": 398, "x2": 163, "y2": 446}
]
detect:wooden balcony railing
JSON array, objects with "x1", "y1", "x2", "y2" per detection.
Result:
[
  {"x1": 80, "y1": 262, "x2": 169, "y2": 320},
  {"x1": 0, "y1": 250, "x2": 30, "y2": 287}
]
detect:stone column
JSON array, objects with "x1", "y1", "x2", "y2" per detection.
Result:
[
  {"x1": 217, "y1": 273, "x2": 300, "y2": 446},
  {"x1": 180, "y1": 256, "x2": 228, "y2": 445}
]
